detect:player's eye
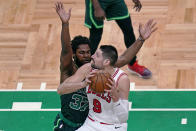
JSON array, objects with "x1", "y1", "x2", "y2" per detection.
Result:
[{"x1": 79, "y1": 51, "x2": 85, "y2": 54}]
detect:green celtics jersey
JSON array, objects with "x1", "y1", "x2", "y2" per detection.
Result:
[{"x1": 60, "y1": 88, "x2": 89, "y2": 124}]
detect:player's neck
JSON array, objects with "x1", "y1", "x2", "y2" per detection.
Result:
[{"x1": 103, "y1": 66, "x2": 115, "y2": 75}]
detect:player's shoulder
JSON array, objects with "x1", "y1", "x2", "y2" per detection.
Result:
[
  {"x1": 117, "y1": 68, "x2": 129, "y2": 83},
  {"x1": 116, "y1": 68, "x2": 128, "y2": 78},
  {"x1": 117, "y1": 73, "x2": 130, "y2": 91},
  {"x1": 119, "y1": 74, "x2": 129, "y2": 82}
]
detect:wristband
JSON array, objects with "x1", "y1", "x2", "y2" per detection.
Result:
[
  {"x1": 138, "y1": 35, "x2": 145, "y2": 42},
  {"x1": 62, "y1": 22, "x2": 69, "y2": 26}
]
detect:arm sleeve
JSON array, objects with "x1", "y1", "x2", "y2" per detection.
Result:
[{"x1": 113, "y1": 99, "x2": 129, "y2": 123}]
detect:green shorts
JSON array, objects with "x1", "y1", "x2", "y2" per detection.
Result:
[
  {"x1": 53, "y1": 113, "x2": 82, "y2": 131},
  {"x1": 85, "y1": 0, "x2": 130, "y2": 29}
]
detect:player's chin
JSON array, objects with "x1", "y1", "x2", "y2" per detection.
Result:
[{"x1": 91, "y1": 64, "x2": 101, "y2": 70}]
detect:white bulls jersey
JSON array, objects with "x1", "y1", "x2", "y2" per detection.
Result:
[{"x1": 86, "y1": 68, "x2": 127, "y2": 124}]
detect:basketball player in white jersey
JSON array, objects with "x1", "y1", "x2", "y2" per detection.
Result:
[{"x1": 58, "y1": 45, "x2": 130, "y2": 131}]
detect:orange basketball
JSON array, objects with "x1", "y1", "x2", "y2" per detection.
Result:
[{"x1": 89, "y1": 71, "x2": 111, "y2": 93}]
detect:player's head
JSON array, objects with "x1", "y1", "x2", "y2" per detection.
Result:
[
  {"x1": 91, "y1": 45, "x2": 118, "y2": 69},
  {"x1": 71, "y1": 35, "x2": 91, "y2": 67}
]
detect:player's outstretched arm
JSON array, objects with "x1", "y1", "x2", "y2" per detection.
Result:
[
  {"x1": 57, "y1": 63, "x2": 92, "y2": 95},
  {"x1": 55, "y1": 2, "x2": 74, "y2": 78},
  {"x1": 115, "y1": 19, "x2": 157, "y2": 68}
]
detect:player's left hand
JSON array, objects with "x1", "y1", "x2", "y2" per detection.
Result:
[
  {"x1": 132, "y1": 0, "x2": 142, "y2": 12},
  {"x1": 139, "y1": 19, "x2": 157, "y2": 41},
  {"x1": 104, "y1": 77, "x2": 119, "y2": 102},
  {"x1": 55, "y1": 2, "x2": 71, "y2": 24}
]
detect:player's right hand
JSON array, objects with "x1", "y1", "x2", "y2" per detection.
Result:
[
  {"x1": 55, "y1": 2, "x2": 71, "y2": 24},
  {"x1": 83, "y1": 69, "x2": 98, "y2": 87},
  {"x1": 94, "y1": 7, "x2": 106, "y2": 20},
  {"x1": 105, "y1": 77, "x2": 119, "y2": 102},
  {"x1": 132, "y1": 0, "x2": 142, "y2": 12}
]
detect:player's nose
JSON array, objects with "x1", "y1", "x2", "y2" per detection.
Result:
[
  {"x1": 91, "y1": 54, "x2": 95, "y2": 59},
  {"x1": 84, "y1": 53, "x2": 89, "y2": 57}
]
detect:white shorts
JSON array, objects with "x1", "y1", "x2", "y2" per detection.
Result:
[{"x1": 76, "y1": 116, "x2": 127, "y2": 131}]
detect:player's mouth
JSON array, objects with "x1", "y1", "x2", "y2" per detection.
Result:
[{"x1": 83, "y1": 59, "x2": 91, "y2": 63}]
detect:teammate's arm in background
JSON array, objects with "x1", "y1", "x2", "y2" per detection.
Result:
[
  {"x1": 91, "y1": 0, "x2": 105, "y2": 20},
  {"x1": 55, "y1": 2, "x2": 75, "y2": 82},
  {"x1": 57, "y1": 63, "x2": 92, "y2": 95},
  {"x1": 132, "y1": 0, "x2": 142, "y2": 12},
  {"x1": 115, "y1": 19, "x2": 157, "y2": 68}
]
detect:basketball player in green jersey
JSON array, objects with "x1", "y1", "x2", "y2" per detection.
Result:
[
  {"x1": 54, "y1": 2, "x2": 157, "y2": 131},
  {"x1": 53, "y1": 2, "x2": 91, "y2": 131}
]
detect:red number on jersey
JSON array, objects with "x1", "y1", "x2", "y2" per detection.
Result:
[{"x1": 93, "y1": 99, "x2": 101, "y2": 113}]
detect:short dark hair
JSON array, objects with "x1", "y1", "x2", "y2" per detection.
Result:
[
  {"x1": 100, "y1": 45, "x2": 118, "y2": 66},
  {"x1": 71, "y1": 35, "x2": 90, "y2": 53}
]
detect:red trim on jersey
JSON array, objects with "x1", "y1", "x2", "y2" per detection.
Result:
[
  {"x1": 88, "y1": 116, "x2": 113, "y2": 125},
  {"x1": 116, "y1": 72, "x2": 127, "y2": 87},
  {"x1": 112, "y1": 68, "x2": 119, "y2": 78}
]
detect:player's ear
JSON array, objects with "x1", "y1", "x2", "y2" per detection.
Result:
[
  {"x1": 73, "y1": 54, "x2": 76, "y2": 61},
  {"x1": 103, "y1": 59, "x2": 110, "y2": 66}
]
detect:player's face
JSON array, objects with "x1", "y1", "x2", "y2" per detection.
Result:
[
  {"x1": 75, "y1": 44, "x2": 91, "y2": 65},
  {"x1": 91, "y1": 49, "x2": 104, "y2": 69}
]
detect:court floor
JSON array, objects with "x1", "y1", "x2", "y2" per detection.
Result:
[{"x1": 0, "y1": 90, "x2": 196, "y2": 131}]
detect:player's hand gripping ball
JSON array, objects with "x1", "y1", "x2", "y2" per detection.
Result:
[{"x1": 89, "y1": 70, "x2": 111, "y2": 93}]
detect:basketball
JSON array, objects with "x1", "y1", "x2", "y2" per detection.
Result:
[{"x1": 89, "y1": 71, "x2": 111, "y2": 93}]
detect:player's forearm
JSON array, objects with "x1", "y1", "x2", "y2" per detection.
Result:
[
  {"x1": 61, "y1": 23, "x2": 72, "y2": 54},
  {"x1": 132, "y1": 0, "x2": 140, "y2": 3},
  {"x1": 113, "y1": 99, "x2": 129, "y2": 123},
  {"x1": 57, "y1": 81, "x2": 86, "y2": 95},
  {"x1": 115, "y1": 37, "x2": 144, "y2": 68},
  {"x1": 91, "y1": 0, "x2": 102, "y2": 10}
]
